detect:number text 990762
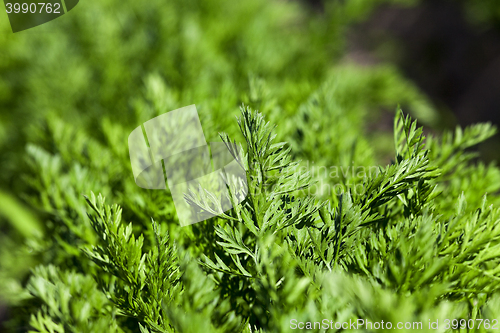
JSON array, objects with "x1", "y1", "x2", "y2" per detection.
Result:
[{"x1": 5, "y1": 3, "x2": 61, "y2": 14}]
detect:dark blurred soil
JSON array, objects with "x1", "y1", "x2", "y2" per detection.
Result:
[{"x1": 307, "y1": 0, "x2": 500, "y2": 161}]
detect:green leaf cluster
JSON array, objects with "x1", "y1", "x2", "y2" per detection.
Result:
[{"x1": 2, "y1": 0, "x2": 500, "y2": 332}]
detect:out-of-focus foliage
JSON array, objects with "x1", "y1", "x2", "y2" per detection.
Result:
[
  {"x1": 2, "y1": 0, "x2": 500, "y2": 332},
  {"x1": 459, "y1": 0, "x2": 500, "y2": 29}
]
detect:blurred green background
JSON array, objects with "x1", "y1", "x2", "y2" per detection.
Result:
[{"x1": 1, "y1": 0, "x2": 500, "y2": 330}]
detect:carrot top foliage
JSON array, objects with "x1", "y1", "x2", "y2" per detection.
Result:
[
  {"x1": 1, "y1": 0, "x2": 500, "y2": 332},
  {"x1": 6, "y1": 106, "x2": 500, "y2": 333}
]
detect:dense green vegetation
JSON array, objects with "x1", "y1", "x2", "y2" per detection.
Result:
[{"x1": 2, "y1": 0, "x2": 500, "y2": 332}]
